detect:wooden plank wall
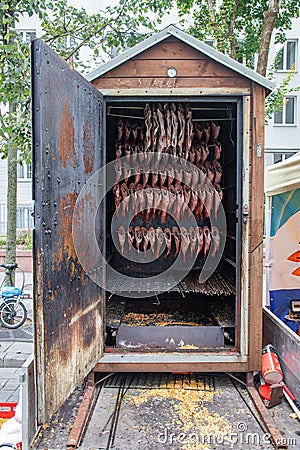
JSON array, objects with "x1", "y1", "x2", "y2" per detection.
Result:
[
  {"x1": 93, "y1": 37, "x2": 251, "y2": 91},
  {"x1": 248, "y1": 83, "x2": 265, "y2": 371}
]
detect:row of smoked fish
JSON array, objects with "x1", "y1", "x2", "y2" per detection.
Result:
[
  {"x1": 117, "y1": 225, "x2": 220, "y2": 262},
  {"x1": 114, "y1": 102, "x2": 223, "y2": 262}
]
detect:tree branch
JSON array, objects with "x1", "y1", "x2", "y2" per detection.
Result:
[{"x1": 256, "y1": 0, "x2": 281, "y2": 76}]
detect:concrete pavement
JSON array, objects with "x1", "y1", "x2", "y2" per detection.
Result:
[{"x1": 0, "y1": 280, "x2": 33, "y2": 404}]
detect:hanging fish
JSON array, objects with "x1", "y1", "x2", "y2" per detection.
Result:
[
  {"x1": 161, "y1": 188, "x2": 169, "y2": 224},
  {"x1": 120, "y1": 183, "x2": 130, "y2": 218},
  {"x1": 137, "y1": 143, "x2": 145, "y2": 165},
  {"x1": 156, "y1": 227, "x2": 165, "y2": 259},
  {"x1": 194, "y1": 143, "x2": 202, "y2": 166},
  {"x1": 123, "y1": 161, "x2": 131, "y2": 185},
  {"x1": 213, "y1": 141, "x2": 222, "y2": 160},
  {"x1": 210, "y1": 121, "x2": 220, "y2": 143},
  {"x1": 115, "y1": 142, "x2": 122, "y2": 159},
  {"x1": 167, "y1": 163, "x2": 175, "y2": 188},
  {"x1": 136, "y1": 184, "x2": 145, "y2": 219},
  {"x1": 175, "y1": 186, "x2": 184, "y2": 221},
  {"x1": 184, "y1": 104, "x2": 193, "y2": 159},
  {"x1": 177, "y1": 103, "x2": 186, "y2": 157},
  {"x1": 189, "y1": 226, "x2": 197, "y2": 256},
  {"x1": 117, "y1": 226, "x2": 126, "y2": 256},
  {"x1": 134, "y1": 226, "x2": 143, "y2": 256},
  {"x1": 205, "y1": 160, "x2": 215, "y2": 184},
  {"x1": 117, "y1": 119, "x2": 124, "y2": 142},
  {"x1": 113, "y1": 183, "x2": 121, "y2": 217},
  {"x1": 211, "y1": 226, "x2": 221, "y2": 258},
  {"x1": 142, "y1": 161, "x2": 150, "y2": 188},
  {"x1": 124, "y1": 143, "x2": 131, "y2": 162},
  {"x1": 203, "y1": 122, "x2": 211, "y2": 144},
  {"x1": 183, "y1": 163, "x2": 192, "y2": 187},
  {"x1": 214, "y1": 183, "x2": 223, "y2": 202},
  {"x1": 127, "y1": 226, "x2": 135, "y2": 254},
  {"x1": 203, "y1": 188, "x2": 213, "y2": 220},
  {"x1": 173, "y1": 226, "x2": 181, "y2": 259},
  {"x1": 131, "y1": 123, "x2": 139, "y2": 145},
  {"x1": 171, "y1": 103, "x2": 178, "y2": 149},
  {"x1": 151, "y1": 104, "x2": 159, "y2": 152},
  {"x1": 145, "y1": 186, "x2": 154, "y2": 222},
  {"x1": 131, "y1": 144, "x2": 138, "y2": 163},
  {"x1": 213, "y1": 184, "x2": 223, "y2": 219},
  {"x1": 114, "y1": 159, "x2": 122, "y2": 184},
  {"x1": 152, "y1": 160, "x2": 159, "y2": 188},
  {"x1": 141, "y1": 227, "x2": 149, "y2": 255},
  {"x1": 183, "y1": 185, "x2": 192, "y2": 219},
  {"x1": 124, "y1": 121, "x2": 131, "y2": 143},
  {"x1": 159, "y1": 162, "x2": 167, "y2": 188},
  {"x1": 203, "y1": 226, "x2": 211, "y2": 259},
  {"x1": 157, "y1": 103, "x2": 166, "y2": 152},
  {"x1": 200, "y1": 142, "x2": 209, "y2": 164},
  {"x1": 168, "y1": 185, "x2": 177, "y2": 218},
  {"x1": 213, "y1": 160, "x2": 222, "y2": 185},
  {"x1": 191, "y1": 165, "x2": 199, "y2": 189},
  {"x1": 189, "y1": 189, "x2": 198, "y2": 218},
  {"x1": 149, "y1": 227, "x2": 156, "y2": 256},
  {"x1": 194, "y1": 123, "x2": 203, "y2": 142},
  {"x1": 194, "y1": 187, "x2": 204, "y2": 220},
  {"x1": 164, "y1": 228, "x2": 172, "y2": 260},
  {"x1": 133, "y1": 161, "x2": 141, "y2": 186},
  {"x1": 180, "y1": 227, "x2": 190, "y2": 264},
  {"x1": 189, "y1": 146, "x2": 196, "y2": 164},
  {"x1": 152, "y1": 187, "x2": 162, "y2": 219},
  {"x1": 196, "y1": 226, "x2": 204, "y2": 258},
  {"x1": 144, "y1": 103, "x2": 152, "y2": 152},
  {"x1": 174, "y1": 163, "x2": 183, "y2": 189},
  {"x1": 164, "y1": 103, "x2": 172, "y2": 148}
]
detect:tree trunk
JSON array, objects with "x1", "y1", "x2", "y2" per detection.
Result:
[
  {"x1": 6, "y1": 101, "x2": 17, "y2": 266},
  {"x1": 256, "y1": 0, "x2": 280, "y2": 76}
]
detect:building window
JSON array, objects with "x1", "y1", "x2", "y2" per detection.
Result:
[
  {"x1": 274, "y1": 96, "x2": 296, "y2": 125},
  {"x1": 18, "y1": 29, "x2": 36, "y2": 44},
  {"x1": 273, "y1": 152, "x2": 295, "y2": 164},
  {"x1": 16, "y1": 205, "x2": 34, "y2": 230},
  {"x1": 275, "y1": 40, "x2": 297, "y2": 71},
  {"x1": 17, "y1": 162, "x2": 32, "y2": 180}
]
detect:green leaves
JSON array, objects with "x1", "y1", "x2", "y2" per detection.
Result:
[{"x1": 0, "y1": 0, "x2": 171, "y2": 163}]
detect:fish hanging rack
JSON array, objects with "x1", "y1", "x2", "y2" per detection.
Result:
[{"x1": 106, "y1": 105, "x2": 236, "y2": 122}]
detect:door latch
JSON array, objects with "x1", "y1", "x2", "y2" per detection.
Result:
[{"x1": 243, "y1": 205, "x2": 249, "y2": 224}]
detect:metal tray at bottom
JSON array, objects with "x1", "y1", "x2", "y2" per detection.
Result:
[{"x1": 116, "y1": 325, "x2": 224, "y2": 349}]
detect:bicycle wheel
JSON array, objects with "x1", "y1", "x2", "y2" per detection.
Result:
[{"x1": 0, "y1": 299, "x2": 27, "y2": 329}]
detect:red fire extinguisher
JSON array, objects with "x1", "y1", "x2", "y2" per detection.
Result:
[{"x1": 261, "y1": 344, "x2": 284, "y2": 384}]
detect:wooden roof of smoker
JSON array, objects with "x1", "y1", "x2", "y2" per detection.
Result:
[{"x1": 86, "y1": 24, "x2": 275, "y2": 92}]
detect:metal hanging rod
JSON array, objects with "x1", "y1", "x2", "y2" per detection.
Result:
[
  {"x1": 107, "y1": 112, "x2": 236, "y2": 121},
  {"x1": 107, "y1": 113, "x2": 144, "y2": 120},
  {"x1": 108, "y1": 106, "x2": 232, "y2": 111}
]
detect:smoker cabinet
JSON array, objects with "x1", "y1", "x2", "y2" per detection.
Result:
[{"x1": 32, "y1": 25, "x2": 273, "y2": 422}]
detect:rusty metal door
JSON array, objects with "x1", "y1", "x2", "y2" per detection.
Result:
[{"x1": 32, "y1": 39, "x2": 105, "y2": 423}]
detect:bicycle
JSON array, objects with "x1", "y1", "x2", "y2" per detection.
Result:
[{"x1": 0, "y1": 263, "x2": 28, "y2": 329}]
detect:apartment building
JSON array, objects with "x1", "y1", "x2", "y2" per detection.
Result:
[{"x1": 265, "y1": 17, "x2": 300, "y2": 165}]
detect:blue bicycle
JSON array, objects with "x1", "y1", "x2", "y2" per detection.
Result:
[{"x1": 0, "y1": 263, "x2": 27, "y2": 329}]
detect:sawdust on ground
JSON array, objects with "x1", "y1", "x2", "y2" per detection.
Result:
[{"x1": 126, "y1": 377, "x2": 233, "y2": 449}]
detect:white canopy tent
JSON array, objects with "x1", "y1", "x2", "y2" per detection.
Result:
[
  {"x1": 266, "y1": 151, "x2": 300, "y2": 196},
  {"x1": 265, "y1": 152, "x2": 300, "y2": 334}
]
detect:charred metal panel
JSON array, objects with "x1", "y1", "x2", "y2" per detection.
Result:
[{"x1": 32, "y1": 39, "x2": 105, "y2": 423}]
